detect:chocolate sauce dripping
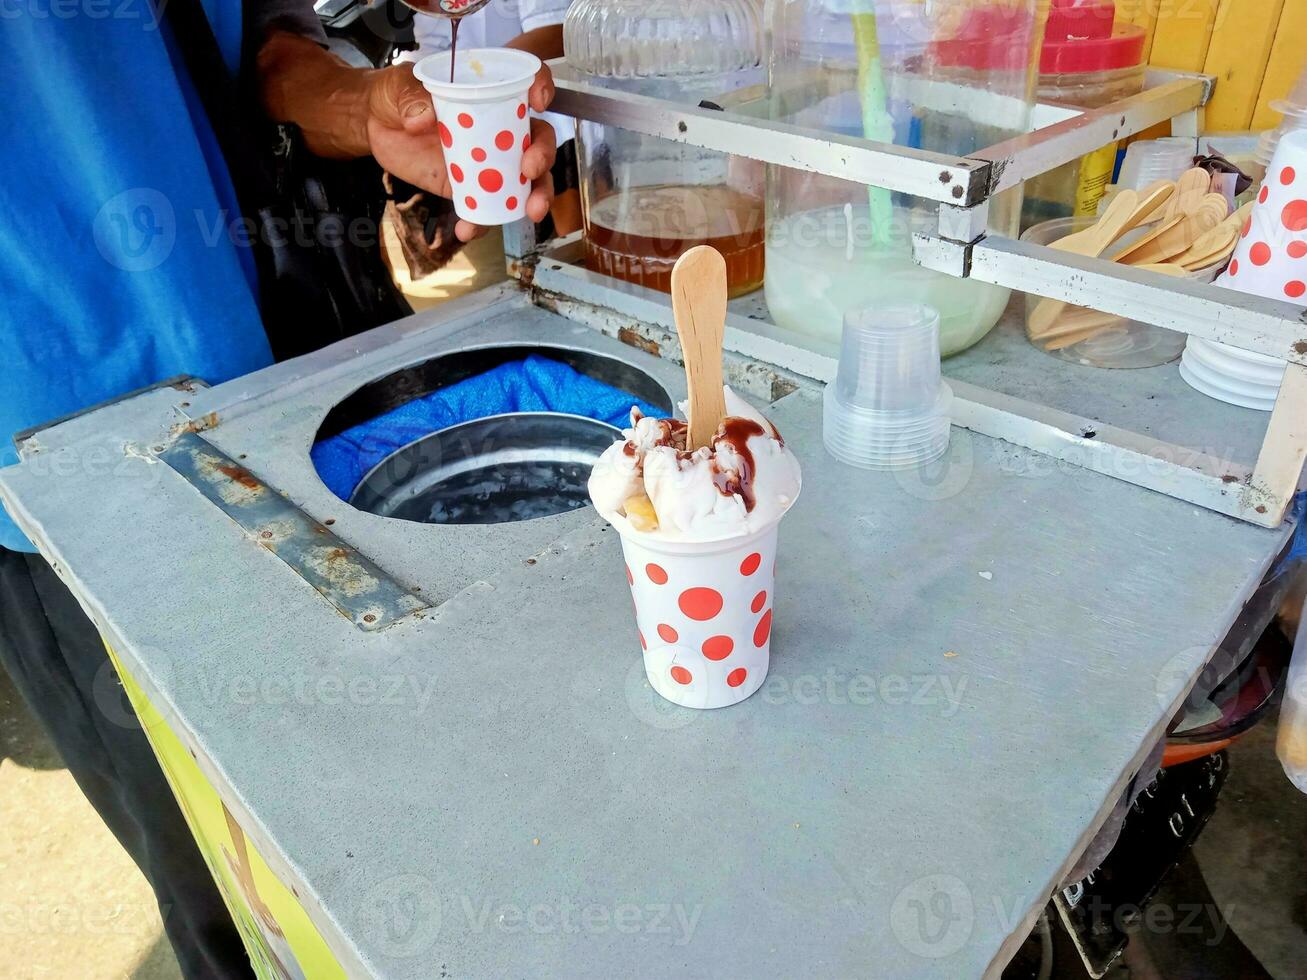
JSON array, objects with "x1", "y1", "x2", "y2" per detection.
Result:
[
  {"x1": 710, "y1": 417, "x2": 764, "y2": 512},
  {"x1": 449, "y1": 17, "x2": 460, "y2": 82}
]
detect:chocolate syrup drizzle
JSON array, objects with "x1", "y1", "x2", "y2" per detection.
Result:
[{"x1": 623, "y1": 410, "x2": 774, "y2": 513}]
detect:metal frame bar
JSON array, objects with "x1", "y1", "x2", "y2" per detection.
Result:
[
  {"x1": 531, "y1": 246, "x2": 1290, "y2": 527},
  {"x1": 923, "y1": 235, "x2": 1307, "y2": 366},
  {"x1": 516, "y1": 68, "x2": 1307, "y2": 528},
  {"x1": 975, "y1": 75, "x2": 1208, "y2": 193},
  {"x1": 548, "y1": 74, "x2": 991, "y2": 205}
]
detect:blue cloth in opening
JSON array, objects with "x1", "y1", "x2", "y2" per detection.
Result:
[{"x1": 311, "y1": 355, "x2": 662, "y2": 501}]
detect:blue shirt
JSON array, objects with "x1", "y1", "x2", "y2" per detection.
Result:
[{"x1": 0, "y1": 0, "x2": 276, "y2": 551}]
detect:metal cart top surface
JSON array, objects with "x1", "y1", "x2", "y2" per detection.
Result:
[{"x1": 0, "y1": 284, "x2": 1291, "y2": 979}]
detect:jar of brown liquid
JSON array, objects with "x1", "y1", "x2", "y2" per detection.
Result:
[{"x1": 563, "y1": 0, "x2": 766, "y2": 298}]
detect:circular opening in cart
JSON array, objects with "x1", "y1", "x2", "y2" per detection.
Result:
[
  {"x1": 314, "y1": 345, "x2": 673, "y2": 525},
  {"x1": 350, "y1": 411, "x2": 619, "y2": 524}
]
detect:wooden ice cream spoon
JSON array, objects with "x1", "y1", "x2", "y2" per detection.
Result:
[
  {"x1": 1029, "y1": 190, "x2": 1143, "y2": 335},
  {"x1": 671, "y1": 246, "x2": 729, "y2": 451}
]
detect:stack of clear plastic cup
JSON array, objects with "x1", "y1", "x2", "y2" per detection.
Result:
[
  {"x1": 822, "y1": 304, "x2": 953, "y2": 470},
  {"x1": 1255, "y1": 78, "x2": 1307, "y2": 176},
  {"x1": 1115, "y1": 137, "x2": 1195, "y2": 190}
]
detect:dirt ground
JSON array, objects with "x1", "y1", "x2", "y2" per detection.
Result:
[{"x1": 0, "y1": 661, "x2": 181, "y2": 980}]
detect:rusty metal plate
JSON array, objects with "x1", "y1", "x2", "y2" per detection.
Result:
[{"x1": 157, "y1": 432, "x2": 428, "y2": 631}]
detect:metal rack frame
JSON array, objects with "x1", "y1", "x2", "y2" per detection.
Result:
[{"x1": 505, "y1": 65, "x2": 1307, "y2": 529}]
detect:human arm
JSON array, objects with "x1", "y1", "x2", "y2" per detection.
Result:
[{"x1": 256, "y1": 30, "x2": 558, "y2": 241}]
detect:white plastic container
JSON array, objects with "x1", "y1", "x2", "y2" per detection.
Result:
[{"x1": 414, "y1": 48, "x2": 541, "y2": 225}]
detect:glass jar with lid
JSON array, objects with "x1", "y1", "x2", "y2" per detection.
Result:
[
  {"x1": 563, "y1": 0, "x2": 767, "y2": 297},
  {"x1": 765, "y1": 0, "x2": 1046, "y2": 355}
]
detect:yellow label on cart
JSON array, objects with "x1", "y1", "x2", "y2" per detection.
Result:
[
  {"x1": 1074, "y1": 143, "x2": 1119, "y2": 218},
  {"x1": 104, "y1": 643, "x2": 347, "y2": 980}
]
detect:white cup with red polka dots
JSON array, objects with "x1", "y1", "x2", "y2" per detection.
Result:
[
  {"x1": 414, "y1": 48, "x2": 541, "y2": 225},
  {"x1": 1181, "y1": 128, "x2": 1307, "y2": 409},
  {"x1": 618, "y1": 518, "x2": 786, "y2": 710}
]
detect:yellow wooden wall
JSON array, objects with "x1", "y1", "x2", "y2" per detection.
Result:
[{"x1": 1115, "y1": 0, "x2": 1307, "y2": 132}]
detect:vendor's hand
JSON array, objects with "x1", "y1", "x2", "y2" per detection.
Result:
[{"x1": 367, "y1": 63, "x2": 558, "y2": 243}]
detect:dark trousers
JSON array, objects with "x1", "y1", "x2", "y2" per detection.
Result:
[{"x1": 0, "y1": 547, "x2": 251, "y2": 979}]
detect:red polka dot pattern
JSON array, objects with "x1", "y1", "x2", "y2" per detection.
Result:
[
  {"x1": 1283, "y1": 200, "x2": 1307, "y2": 233},
  {"x1": 646, "y1": 564, "x2": 668, "y2": 585},
  {"x1": 1250, "y1": 242, "x2": 1272, "y2": 266},
  {"x1": 438, "y1": 101, "x2": 537, "y2": 219},
  {"x1": 1260, "y1": 186, "x2": 1270, "y2": 204},
  {"x1": 1229, "y1": 259, "x2": 1239, "y2": 276},
  {"x1": 751, "y1": 590, "x2": 767, "y2": 614},
  {"x1": 639, "y1": 631, "x2": 646, "y2": 650},
  {"x1": 739, "y1": 552, "x2": 761, "y2": 576},
  {"x1": 702, "y1": 635, "x2": 733, "y2": 661},
  {"x1": 1288, "y1": 281, "x2": 1306, "y2": 299},
  {"x1": 679, "y1": 587, "x2": 723, "y2": 621},
  {"x1": 753, "y1": 609, "x2": 773, "y2": 648},
  {"x1": 657, "y1": 623, "x2": 678, "y2": 643},
  {"x1": 727, "y1": 668, "x2": 747, "y2": 688},
  {"x1": 1242, "y1": 217, "x2": 1252, "y2": 238},
  {"x1": 1289, "y1": 241, "x2": 1307, "y2": 259},
  {"x1": 625, "y1": 564, "x2": 633, "y2": 585},
  {"x1": 1283, "y1": 167, "x2": 1297, "y2": 185},
  {"x1": 670, "y1": 666, "x2": 692, "y2": 686}
]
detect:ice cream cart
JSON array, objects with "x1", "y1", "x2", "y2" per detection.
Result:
[{"x1": 3, "y1": 54, "x2": 1306, "y2": 980}]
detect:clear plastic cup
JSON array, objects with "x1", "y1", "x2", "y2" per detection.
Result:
[
  {"x1": 413, "y1": 48, "x2": 541, "y2": 225},
  {"x1": 822, "y1": 304, "x2": 953, "y2": 470},
  {"x1": 1116, "y1": 138, "x2": 1196, "y2": 190}
]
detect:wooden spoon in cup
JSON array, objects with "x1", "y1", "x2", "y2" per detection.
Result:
[{"x1": 671, "y1": 246, "x2": 729, "y2": 451}]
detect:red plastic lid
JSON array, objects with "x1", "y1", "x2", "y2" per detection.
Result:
[
  {"x1": 1041, "y1": 0, "x2": 1146, "y2": 74},
  {"x1": 929, "y1": 5, "x2": 1041, "y2": 73},
  {"x1": 1047, "y1": 0, "x2": 1116, "y2": 41}
]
